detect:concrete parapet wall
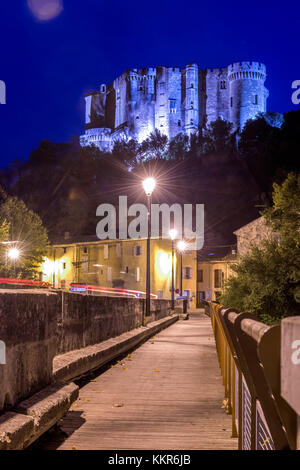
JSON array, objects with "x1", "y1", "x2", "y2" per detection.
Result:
[
  {"x1": 0, "y1": 291, "x2": 176, "y2": 412},
  {"x1": 0, "y1": 291, "x2": 59, "y2": 411}
]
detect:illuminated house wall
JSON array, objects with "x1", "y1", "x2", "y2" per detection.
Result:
[
  {"x1": 41, "y1": 237, "x2": 197, "y2": 307},
  {"x1": 80, "y1": 61, "x2": 269, "y2": 151}
]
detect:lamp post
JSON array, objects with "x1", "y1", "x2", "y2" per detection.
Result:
[
  {"x1": 142, "y1": 177, "x2": 156, "y2": 317},
  {"x1": 177, "y1": 240, "x2": 186, "y2": 296},
  {"x1": 7, "y1": 247, "x2": 20, "y2": 277},
  {"x1": 169, "y1": 229, "x2": 177, "y2": 310}
]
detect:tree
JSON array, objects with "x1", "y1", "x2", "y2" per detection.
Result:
[
  {"x1": 138, "y1": 129, "x2": 168, "y2": 161},
  {"x1": 0, "y1": 195, "x2": 49, "y2": 278},
  {"x1": 203, "y1": 118, "x2": 235, "y2": 154},
  {"x1": 220, "y1": 173, "x2": 300, "y2": 324}
]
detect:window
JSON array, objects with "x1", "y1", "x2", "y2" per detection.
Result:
[
  {"x1": 125, "y1": 266, "x2": 129, "y2": 274},
  {"x1": 83, "y1": 247, "x2": 88, "y2": 254},
  {"x1": 136, "y1": 267, "x2": 140, "y2": 282},
  {"x1": 191, "y1": 83, "x2": 194, "y2": 89},
  {"x1": 214, "y1": 269, "x2": 223, "y2": 288},
  {"x1": 63, "y1": 247, "x2": 67, "y2": 254},
  {"x1": 62, "y1": 262, "x2": 66, "y2": 270},
  {"x1": 104, "y1": 244, "x2": 109, "y2": 259},
  {"x1": 253, "y1": 94, "x2": 258, "y2": 105},
  {"x1": 134, "y1": 245, "x2": 142, "y2": 256},
  {"x1": 107, "y1": 266, "x2": 112, "y2": 282},
  {"x1": 169, "y1": 99, "x2": 176, "y2": 113},
  {"x1": 230, "y1": 97, "x2": 233, "y2": 107},
  {"x1": 197, "y1": 269, "x2": 203, "y2": 282},
  {"x1": 183, "y1": 267, "x2": 192, "y2": 279},
  {"x1": 178, "y1": 120, "x2": 181, "y2": 127},
  {"x1": 220, "y1": 80, "x2": 226, "y2": 90}
]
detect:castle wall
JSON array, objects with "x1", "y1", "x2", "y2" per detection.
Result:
[{"x1": 80, "y1": 61, "x2": 269, "y2": 150}]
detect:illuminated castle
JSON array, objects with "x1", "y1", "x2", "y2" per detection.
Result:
[{"x1": 80, "y1": 62, "x2": 269, "y2": 151}]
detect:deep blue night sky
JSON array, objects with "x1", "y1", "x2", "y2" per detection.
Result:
[{"x1": 0, "y1": 0, "x2": 299, "y2": 168}]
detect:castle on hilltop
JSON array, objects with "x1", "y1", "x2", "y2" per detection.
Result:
[{"x1": 80, "y1": 62, "x2": 269, "y2": 151}]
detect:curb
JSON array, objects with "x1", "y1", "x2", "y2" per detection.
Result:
[
  {"x1": 53, "y1": 315, "x2": 179, "y2": 382},
  {"x1": 0, "y1": 382, "x2": 78, "y2": 450}
]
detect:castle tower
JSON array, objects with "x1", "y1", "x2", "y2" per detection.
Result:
[
  {"x1": 184, "y1": 63, "x2": 199, "y2": 136},
  {"x1": 227, "y1": 62, "x2": 269, "y2": 130}
]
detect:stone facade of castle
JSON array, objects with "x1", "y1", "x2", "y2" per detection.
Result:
[{"x1": 80, "y1": 62, "x2": 269, "y2": 151}]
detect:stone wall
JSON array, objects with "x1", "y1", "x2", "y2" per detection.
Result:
[
  {"x1": 57, "y1": 292, "x2": 173, "y2": 354},
  {"x1": 234, "y1": 216, "x2": 277, "y2": 257},
  {"x1": 0, "y1": 290, "x2": 175, "y2": 412},
  {"x1": 0, "y1": 291, "x2": 59, "y2": 411}
]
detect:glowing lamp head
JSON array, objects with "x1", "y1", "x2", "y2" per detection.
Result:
[
  {"x1": 142, "y1": 177, "x2": 156, "y2": 196},
  {"x1": 169, "y1": 229, "x2": 177, "y2": 241},
  {"x1": 8, "y1": 248, "x2": 20, "y2": 260},
  {"x1": 177, "y1": 240, "x2": 186, "y2": 252}
]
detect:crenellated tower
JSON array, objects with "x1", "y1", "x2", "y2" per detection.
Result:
[{"x1": 227, "y1": 62, "x2": 269, "y2": 130}]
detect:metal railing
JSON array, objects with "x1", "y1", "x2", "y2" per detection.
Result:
[{"x1": 205, "y1": 301, "x2": 297, "y2": 450}]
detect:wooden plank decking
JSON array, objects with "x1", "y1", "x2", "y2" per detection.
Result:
[{"x1": 37, "y1": 311, "x2": 238, "y2": 450}]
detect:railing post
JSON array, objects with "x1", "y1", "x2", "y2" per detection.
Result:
[{"x1": 281, "y1": 316, "x2": 300, "y2": 449}]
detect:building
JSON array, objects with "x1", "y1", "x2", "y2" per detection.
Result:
[
  {"x1": 196, "y1": 216, "x2": 278, "y2": 304},
  {"x1": 196, "y1": 246, "x2": 237, "y2": 305},
  {"x1": 80, "y1": 62, "x2": 269, "y2": 151},
  {"x1": 233, "y1": 216, "x2": 277, "y2": 257},
  {"x1": 41, "y1": 235, "x2": 197, "y2": 308}
]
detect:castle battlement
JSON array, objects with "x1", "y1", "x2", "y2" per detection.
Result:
[{"x1": 80, "y1": 61, "x2": 269, "y2": 151}]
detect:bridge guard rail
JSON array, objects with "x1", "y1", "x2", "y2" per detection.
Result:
[{"x1": 205, "y1": 301, "x2": 297, "y2": 450}]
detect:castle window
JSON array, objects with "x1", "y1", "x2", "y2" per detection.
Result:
[
  {"x1": 169, "y1": 99, "x2": 176, "y2": 113},
  {"x1": 253, "y1": 94, "x2": 258, "y2": 105},
  {"x1": 178, "y1": 120, "x2": 181, "y2": 126},
  {"x1": 191, "y1": 83, "x2": 194, "y2": 89},
  {"x1": 139, "y1": 86, "x2": 143, "y2": 91},
  {"x1": 136, "y1": 116, "x2": 139, "y2": 119},
  {"x1": 220, "y1": 80, "x2": 226, "y2": 90},
  {"x1": 230, "y1": 97, "x2": 233, "y2": 107}
]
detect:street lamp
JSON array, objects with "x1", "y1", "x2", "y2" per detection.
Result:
[
  {"x1": 7, "y1": 247, "x2": 20, "y2": 277},
  {"x1": 177, "y1": 240, "x2": 186, "y2": 296},
  {"x1": 7, "y1": 248, "x2": 20, "y2": 260},
  {"x1": 143, "y1": 177, "x2": 156, "y2": 318},
  {"x1": 169, "y1": 229, "x2": 177, "y2": 310}
]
